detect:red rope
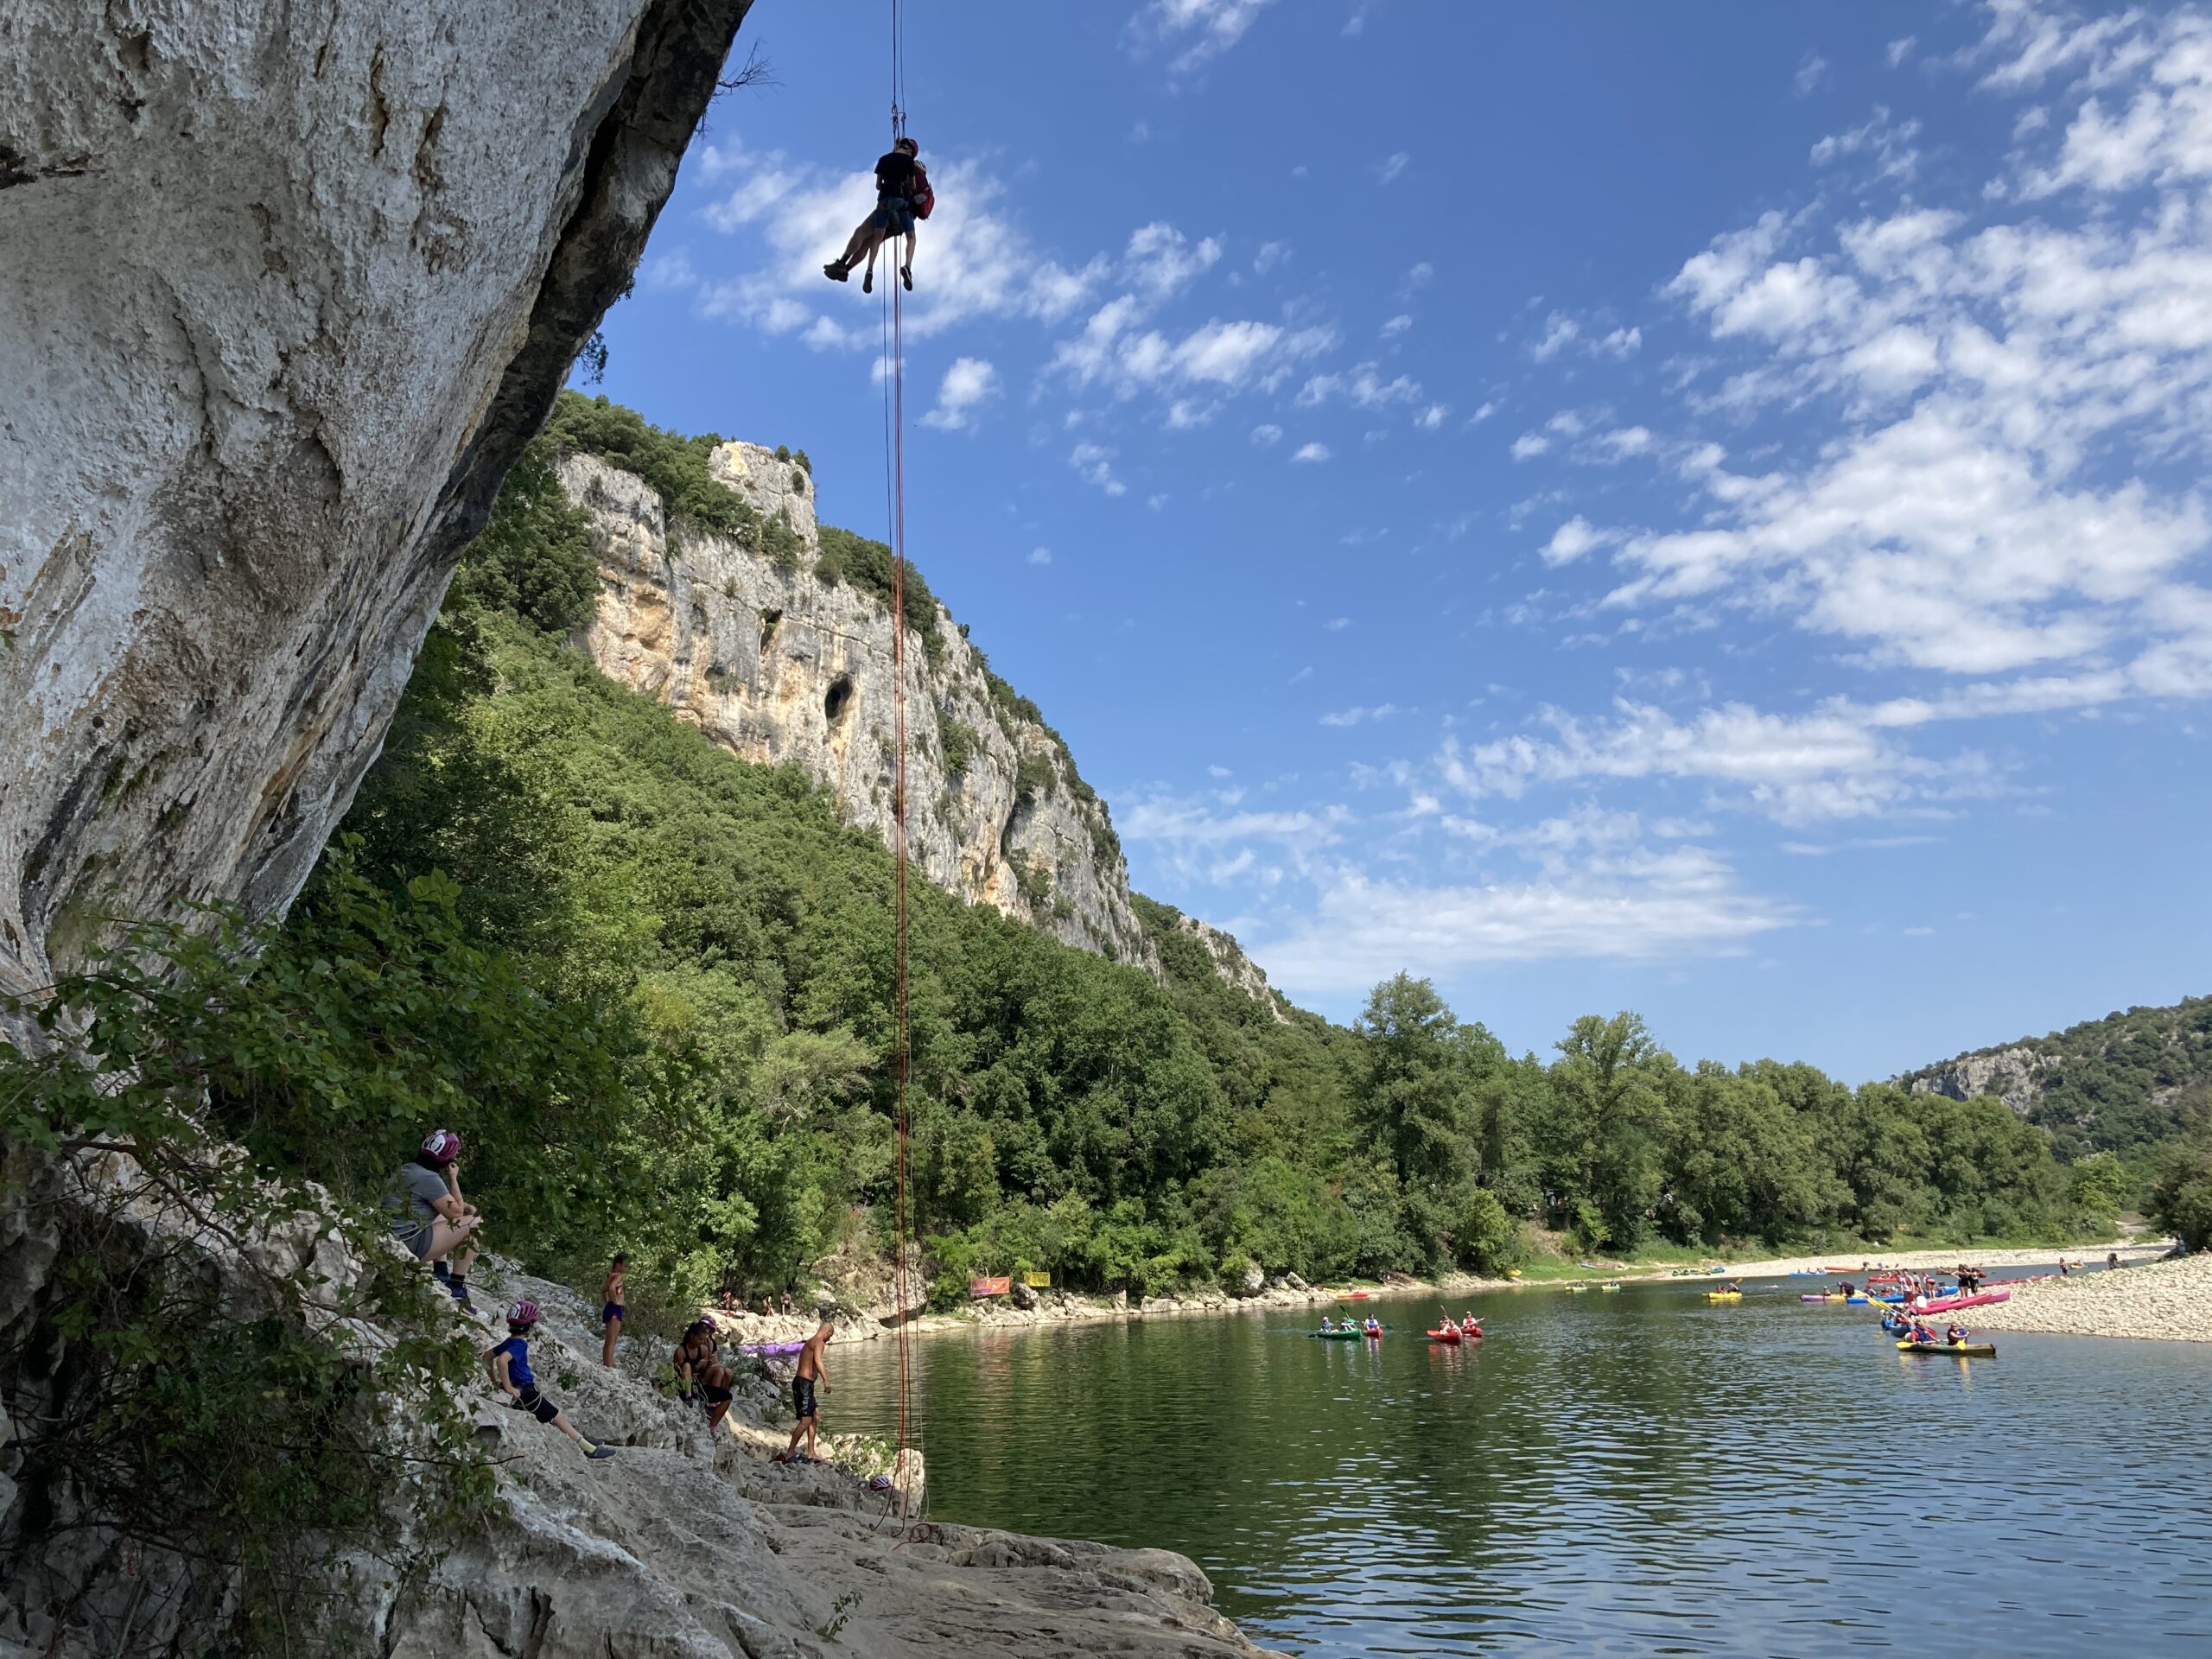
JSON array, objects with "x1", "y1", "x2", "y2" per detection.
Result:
[{"x1": 886, "y1": 2, "x2": 915, "y2": 1516}]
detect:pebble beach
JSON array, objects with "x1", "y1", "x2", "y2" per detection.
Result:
[{"x1": 1956, "y1": 1249, "x2": 2212, "y2": 1343}]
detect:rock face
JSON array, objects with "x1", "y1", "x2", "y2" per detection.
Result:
[
  {"x1": 1905, "y1": 1046, "x2": 2053, "y2": 1115},
  {"x1": 1176, "y1": 913, "x2": 1292, "y2": 1022},
  {"x1": 567, "y1": 450, "x2": 1161, "y2": 969},
  {"x1": 0, "y1": 0, "x2": 752, "y2": 1005}
]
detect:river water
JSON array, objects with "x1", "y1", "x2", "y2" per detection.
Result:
[{"x1": 827, "y1": 1276, "x2": 2212, "y2": 1656}]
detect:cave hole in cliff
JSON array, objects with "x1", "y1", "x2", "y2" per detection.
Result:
[
  {"x1": 823, "y1": 674, "x2": 854, "y2": 725},
  {"x1": 759, "y1": 607, "x2": 782, "y2": 653}
]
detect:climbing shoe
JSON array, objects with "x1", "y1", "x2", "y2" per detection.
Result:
[
  {"x1": 861, "y1": 268, "x2": 874, "y2": 294},
  {"x1": 585, "y1": 1443, "x2": 619, "y2": 1460},
  {"x1": 900, "y1": 265, "x2": 912, "y2": 292},
  {"x1": 823, "y1": 261, "x2": 848, "y2": 283}
]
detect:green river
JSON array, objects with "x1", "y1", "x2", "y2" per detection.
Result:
[{"x1": 829, "y1": 1274, "x2": 2211, "y2": 1656}]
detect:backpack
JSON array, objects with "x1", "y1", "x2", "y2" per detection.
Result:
[{"x1": 910, "y1": 164, "x2": 934, "y2": 220}]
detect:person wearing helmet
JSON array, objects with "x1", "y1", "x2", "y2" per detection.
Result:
[
  {"x1": 671, "y1": 1316, "x2": 735, "y2": 1430},
  {"x1": 487, "y1": 1301, "x2": 617, "y2": 1459},
  {"x1": 383, "y1": 1129, "x2": 482, "y2": 1307},
  {"x1": 823, "y1": 135, "x2": 930, "y2": 294}
]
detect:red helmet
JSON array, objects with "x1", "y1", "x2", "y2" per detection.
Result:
[
  {"x1": 894, "y1": 136, "x2": 918, "y2": 156},
  {"x1": 421, "y1": 1128, "x2": 463, "y2": 1164},
  {"x1": 506, "y1": 1300, "x2": 540, "y2": 1327}
]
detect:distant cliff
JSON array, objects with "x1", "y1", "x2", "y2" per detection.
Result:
[
  {"x1": 1900, "y1": 994, "x2": 2212, "y2": 1154},
  {"x1": 558, "y1": 443, "x2": 1160, "y2": 970}
]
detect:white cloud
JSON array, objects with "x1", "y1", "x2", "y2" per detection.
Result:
[
  {"x1": 1122, "y1": 221, "x2": 1224, "y2": 299},
  {"x1": 1542, "y1": 516, "x2": 1607, "y2": 565},
  {"x1": 1296, "y1": 361, "x2": 1425, "y2": 410},
  {"x1": 918, "y1": 355, "x2": 1000, "y2": 431},
  {"x1": 1253, "y1": 240, "x2": 1287, "y2": 273},
  {"x1": 1028, "y1": 546, "x2": 1052, "y2": 565},
  {"x1": 1408, "y1": 261, "x2": 1434, "y2": 286},
  {"x1": 645, "y1": 248, "x2": 699, "y2": 291},
  {"x1": 1809, "y1": 106, "x2": 1923, "y2": 183},
  {"x1": 1377, "y1": 150, "x2": 1410, "y2": 185},
  {"x1": 1510, "y1": 432, "x2": 1551, "y2": 460},
  {"x1": 1293, "y1": 441, "x2": 1332, "y2": 463},
  {"x1": 1323, "y1": 616, "x2": 1352, "y2": 631},
  {"x1": 1382, "y1": 314, "x2": 1413, "y2": 337},
  {"x1": 1887, "y1": 35, "x2": 1916, "y2": 67},
  {"x1": 1069, "y1": 441, "x2": 1128, "y2": 496},
  {"x1": 1130, "y1": 0, "x2": 1280, "y2": 79},
  {"x1": 1250, "y1": 423, "x2": 1283, "y2": 446},
  {"x1": 1416, "y1": 403, "x2": 1449, "y2": 429},
  {"x1": 1795, "y1": 52, "x2": 1830, "y2": 97},
  {"x1": 1530, "y1": 311, "x2": 1580, "y2": 361},
  {"x1": 1319, "y1": 703, "x2": 1398, "y2": 727}
]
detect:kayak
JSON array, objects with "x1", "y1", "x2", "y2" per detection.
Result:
[
  {"x1": 1846, "y1": 1295, "x2": 1869, "y2": 1305},
  {"x1": 1601, "y1": 1283, "x2": 1622, "y2": 1293},
  {"x1": 1310, "y1": 1329, "x2": 1366, "y2": 1340},
  {"x1": 1705, "y1": 1290, "x2": 1743, "y2": 1301},
  {"x1": 741, "y1": 1340, "x2": 806, "y2": 1357},
  {"x1": 1908, "y1": 1289, "x2": 2011, "y2": 1315},
  {"x1": 1897, "y1": 1340, "x2": 1998, "y2": 1357},
  {"x1": 1800, "y1": 1294, "x2": 1847, "y2": 1302},
  {"x1": 1427, "y1": 1327, "x2": 1480, "y2": 1343},
  {"x1": 1566, "y1": 1285, "x2": 1590, "y2": 1294}
]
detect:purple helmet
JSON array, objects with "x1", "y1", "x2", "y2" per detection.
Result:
[
  {"x1": 421, "y1": 1128, "x2": 463, "y2": 1164},
  {"x1": 506, "y1": 1300, "x2": 540, "y2": 1327}
]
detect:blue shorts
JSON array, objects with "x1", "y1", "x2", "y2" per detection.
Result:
[
  {"x1": 602, "y1": 1303, "x2": 625, "y2": 1325},
  {"x1": 869, "y1": 200, "x2": 915, "y2": 237}
]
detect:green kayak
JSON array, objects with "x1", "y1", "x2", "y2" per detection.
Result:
[{"x1": 1310, "y1": 1328, "x2": 1375, "y2": 1340}]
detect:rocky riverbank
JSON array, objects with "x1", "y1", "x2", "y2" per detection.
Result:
[
  {"x1": 1952, "y1": 1250, "x2": 2212, "y2": 1343},
  {"x1": 442, "y1": 1261, "x2": 1286, "y2": 1657}
]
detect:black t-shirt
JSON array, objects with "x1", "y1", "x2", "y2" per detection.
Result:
[{"x1": 875, "y1": 150, "x2": 919, "y2": 202}]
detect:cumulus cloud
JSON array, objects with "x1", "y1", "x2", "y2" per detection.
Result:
[
  {"x1": 1293, "y1": 441, "x2": 1332, "y2": 463},
  {"x1": 918, "y1": 356, "x2": 1000, "y2": 431},
  {"x1": 1542, "y1": 516, "x2": 1607, "y2": 565},
  {"x1": 1069, "y1": 441, "x2": 1127, "y2": 495},
  {"x1": 1128, "y1": 0, "x2": 1280, "y2": 79},
  {"x1": 1250, "y1": 423, "x2": 1283, "y2": 446},
  {"x1": 1377, "y1": 150, "x2": 1411, "y2": 185},
  {"x1": 1028, "y1": 546, "x2": 1052, "y2": 565},
  {"x1": 1319, "y1": 703, "x2": 1398, "y2": 727},
  {"x1": 1510, "y1": 432, "x2": 1551, "y2": 460}
]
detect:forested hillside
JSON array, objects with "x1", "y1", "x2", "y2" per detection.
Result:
[
  {"x1": 162, "y1": 404, "x2": 2133, "y2": 1307},
  {"x1": 1903, "y1": 997, "x2": 2212, "y2": 1156}
]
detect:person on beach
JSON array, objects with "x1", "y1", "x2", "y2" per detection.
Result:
[
  {"x1": 600, "y1": 1254, "x2": 627, "y2": 1367},
  {"x1": 672, "y1": 1318, "x2": 735, "y2": 1430},
  {"x1": 488, "y1": 1300, "x2": 618, "y2": 1459},
  {"x1": 384, "y1": 1128, "x2": 481, "y2": 1308},
  {"x1": 779, "y1": 1321, "x2": 836, "y2": 1463},
  {"x1": 2107, "y1": 1252, "x2": 2121, "y2": 1271}
]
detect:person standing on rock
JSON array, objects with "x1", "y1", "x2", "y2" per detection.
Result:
[
  {"x1": 822, "y1": 136, "x2": 932, "y2": 294},
  {"x1": 600, "y1": 1253, "x2": 627, "y2": 1367},
  {"x1": 778, "y1": 1320, "x2": 836, "y2": 1464},
  {"x1": 383, "y1": 1128, "x2": 481, "y2": 1309},
  {"x1": 488, "y1": 1301, "x2": 618, "y2": 1459}
]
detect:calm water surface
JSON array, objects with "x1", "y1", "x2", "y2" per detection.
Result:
[{"x1": 829, "y1": 1278, "x2": 2212, "y2": 1656}]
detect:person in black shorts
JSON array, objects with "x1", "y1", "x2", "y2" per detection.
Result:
[
  {"x1": 823, "y1": 137, "x2": 928, "y2": 294},
  {"x1": 487, "y1": 1300, "x2": 616, "y2": 1459},
  {"x1": 672, "y1": 1318, "x2": 735, "y2": 1430},
  {"x1": 778, "y1": 1320, "x2": 836, "y2": 1463}
]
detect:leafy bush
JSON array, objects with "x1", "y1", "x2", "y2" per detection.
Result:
[
  {"x1": 815, "y1": 524, "x2": 944, "y2": 661},
  {"x1": 448, "y1": 437, "x2": 600, "y2": 634},
  {"x1": 939, "y1": 718, "x2": 980, "y2": 779},
  {"x1": 543, "y1": 391, "x2": 760, "y2": 543}
]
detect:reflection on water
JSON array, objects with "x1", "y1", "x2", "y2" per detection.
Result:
[{"x1": 829, "y1": 1281, "x2": 2212, "y2": 1656}]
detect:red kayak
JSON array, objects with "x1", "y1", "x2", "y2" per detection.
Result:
[
  {"x1": 1427, "y1": 1327, "x2": 1481, "y2": 1343},
  {"x1": 1902, "y1": 1288, "x2": 2011, "y2": 1315}
]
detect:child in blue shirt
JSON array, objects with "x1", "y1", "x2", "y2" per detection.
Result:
[{"x1": 487, "y1": 1300, "x2": 617, "y2": 1459}]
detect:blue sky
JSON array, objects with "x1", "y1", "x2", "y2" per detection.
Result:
[{"x1": 593, "y1": 0, "x2": 2212, "y2": 1081}]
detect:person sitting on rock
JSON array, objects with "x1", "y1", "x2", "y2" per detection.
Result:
[
  {"x1": 823, "y1": 136, "x2": 931, "y2": 293},
  {"x1": 488, "y1": 1300, "x2": 617, "y2": 1460},
  {"x1": 672, "y1": 1318, "x2": 735, "y2": 1430},
  {"x1": 383, "y1": 1128, "x2": 481, "y2": 1309}
]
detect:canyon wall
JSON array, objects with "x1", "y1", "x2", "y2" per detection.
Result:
[
  {"x1": 0, "y1": 0, "x2": 751, "y2": 1004},
  {"x1": 565, "y1": 449, "x2": 1162, "y2": 970}
]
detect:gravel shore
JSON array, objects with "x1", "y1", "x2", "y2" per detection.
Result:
[{"x1": 1955, "y1": 1250, "x2": 2212, "y2": 1343}]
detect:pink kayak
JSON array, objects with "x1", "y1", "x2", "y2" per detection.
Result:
[{"x1": 1904, "y1": 1289, "x2": 2011, "y2": 1315}]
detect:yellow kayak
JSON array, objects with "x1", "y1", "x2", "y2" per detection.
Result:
[
  {"x1": 1601, "y1": 1283, "x2": 1623, "y2": 1293},
  {"x1": 1705, "y1": 1290, "x2": 1743, "y2": 1301}
]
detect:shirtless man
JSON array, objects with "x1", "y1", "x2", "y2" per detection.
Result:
[{"x1": 779, "y1": 1321, "x2": 836, "y2": 1463}]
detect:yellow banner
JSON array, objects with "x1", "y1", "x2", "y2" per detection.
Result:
[{"x1": 1024, "y1": 1272, "x2": 1052, "y2": 1288}]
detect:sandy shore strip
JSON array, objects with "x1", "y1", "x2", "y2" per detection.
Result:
[{"x1": 1949, "y1": 1250, "x2": 2212, "y2": 1343}]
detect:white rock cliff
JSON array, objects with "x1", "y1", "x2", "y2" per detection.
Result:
[
  {"x1": 0, "y1": 0, "x2": 751, "y2": 1001},
  {"x1": 566, "y1": 449, "x2": 1162, "y2": 970}
]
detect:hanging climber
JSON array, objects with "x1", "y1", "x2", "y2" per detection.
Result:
[{"x1": 823, "y1": 136, "x2": 933, "y2": 294}]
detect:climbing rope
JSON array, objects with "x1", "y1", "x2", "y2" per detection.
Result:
[{"x1": 882, "y1": 0, "x2": 916, "y2": 1527}]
